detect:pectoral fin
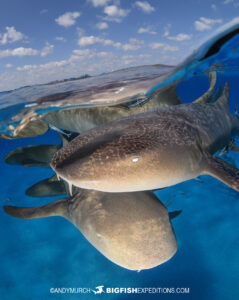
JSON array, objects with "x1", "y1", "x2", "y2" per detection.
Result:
[
  {"x1": 203, "y1": 154, "x2": 239, "y2": 192},
  {"x1": 3, "y1": 144, "x2": 59, "y2": 168},
  {"x1": 3, "y1": 198, "x2": 68, "y2": 219},
  {"x1": 26, "y1": 175, "x2": 67, "y2": 198}
]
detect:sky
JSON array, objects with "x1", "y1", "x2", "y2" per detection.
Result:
[{"x1": 0, "y1": 0, "x2": 238, "y2": 91}]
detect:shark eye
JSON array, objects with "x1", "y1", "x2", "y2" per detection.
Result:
[{"x1": 132, "y1": 157, "x2": 140, "y2": 163}]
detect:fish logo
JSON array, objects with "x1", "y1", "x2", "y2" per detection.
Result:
[{"x1": 92, "y1": 285, "x2": 104, "y2": 294}]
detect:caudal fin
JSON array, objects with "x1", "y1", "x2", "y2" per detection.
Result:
[
  {"x1": 3, "y1": 198, "x2": 68, "y2": 220},
  {"x1": 203, "y1": 153, "x2": 239, "y2": 192}
]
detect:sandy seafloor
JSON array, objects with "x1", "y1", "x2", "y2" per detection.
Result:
[{"x1": 0, "y1": 53, "x2": 239, "y2": 299}]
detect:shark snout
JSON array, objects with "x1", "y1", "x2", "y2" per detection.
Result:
[{"x1": 50, "y1": 148, "x2": 87, "y2": 185}]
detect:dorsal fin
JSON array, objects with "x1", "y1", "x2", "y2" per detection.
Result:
[
  {"x1": 193, "y1": 71, "x2": 217, "y2": 103},
  {"x1": 216, "y1": 82, "x2": 230, "y2": 110},
  {"x1": 3, "y1": 198, "x2": 68, "y2": 220},
  {"x1": 147, "y1": 82, "x2": 181, "y2": 107}
]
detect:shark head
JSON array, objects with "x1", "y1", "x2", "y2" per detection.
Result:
[{"x1": 50, "y1": 128, "x2": 149, "y2": 192}]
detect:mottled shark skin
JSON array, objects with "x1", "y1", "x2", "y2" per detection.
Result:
[
  {"x1": 3, "y1": 189, "x2": 180, "y2": 271},
  {"x1": 51, "y1": 82, "x2": 239, "y2": 193},
  {"x1": 0, "y1": 71, "x2": 216, "y2": 139}
]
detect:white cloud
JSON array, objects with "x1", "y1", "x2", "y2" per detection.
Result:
[
  {"x1": 135, "y1": 1, "x2": 155, "y2": 13},
  {"x1": 121, "y1": 38, "x2": 144, "y2": 51},
  {"x1": 72, "y1": 49, "x2": 92, "y2": 56},
  {"x1": 149, "y1": 42, "x2": 179, "y2": 52},
  {"x1": 167, "y1": 33, "x2": 192, "y2": 41},
  {"x1": 103, "y1": 5, "x2": 130, "y2": 22},
  {"x1": 41, "y1": 42, "x2": 54, "y2": 57},
  {"x1": 15, "y1": 49, "x2": 151, "y2": 78},
  {"x1": 0, "y1": 47, "x2": 39, "y2": 58},
  {"x1": 78, "y1": 36, "x2": 102, "y2": 47},
  {"x1": 17, "y1": 60, "x2": 69, "y2": 71},
  {"x1": 55, "y1": 37, "x2": 66, "y2": 42},
  {"x1": 138, "y1": 26, "x2": 156, "y2": 35},
  {"x1": 77, "y1": 27, "x2": 85, "y2": 37},
  {"x1": 72, "y1": 48, "x2": 110, "y2": 59},
  {"x1": 5, "y1": 64, "x2": 13, "y2": 68},
  {"x1": 195, "y1": 21, "x2": 211, "y2": 31},
  {"x1": 40, "y1": 9, "x2": 48, "y2": 14},
  {"x1": 162, "y1": 24, "x2": 191, "y2": 42},
  {"x1": 120, "y1": 53, "x2": 152, "y2": 65},
  {"x1": 163, "y1": 24, "x2": 171, "y2": 37},
  {"x1": 211, "y1": 4, "x2": 217, "y2": 10},
  {"x1": 96, "y1": 22, "x2": 109, "y2": 30},
  {"x1": 0, "y1": 26, "x2": 25, "y2": 45},
  {"x1": 222, "y1": 0, "x2": 239, "y2": 7},
  {"x1": 194, "y1": 17, "x2": 223, "y2": 31},
  {"x1": 0, "y1": 43, "x2": 53, "y2": 59},
  {"x1": 16, "y1": 49, "x2": 116, "y2": 73},
  {"x1": 0, "y1": 47, "x2": 183, "y2": 91},
  {"x1": 200, "y1": 17, "x2": 223, "y2": 25},
  {"x1": 78, "y1": 35, "x2": 143, "y2": 51},
  {"x1": 55, "y1": 12, "x2": 81, "y2": 27},
  {"x1": 88, "y1": 0, "x2": 111, "y2": 7},
  {"x1": 121, "y1": 44, "x2": 140, "y2": 51}
]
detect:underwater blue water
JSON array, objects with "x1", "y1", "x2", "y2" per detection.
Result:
[{"x1": 1, "y1": 28, "x2": 239, "y2": 300}]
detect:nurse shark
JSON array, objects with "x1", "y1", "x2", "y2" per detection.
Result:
[
  {"x1": 0, "y1": 71, "x2": 215, "y2": 139},
  {"x1": 51, "y1": 82, "x2": 239, "y2": 193},
  {"x1": 3, "y1": 186, "x2": 181, "y2": 271}
]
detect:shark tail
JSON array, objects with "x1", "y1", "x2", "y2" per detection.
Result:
[{"x1": 3, "y1": 198, "x2": 68, "y2": 220}]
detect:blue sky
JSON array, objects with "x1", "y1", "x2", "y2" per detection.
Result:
[{"x1": 0, "y1": 0, "x2": 238, "y2": 91}]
